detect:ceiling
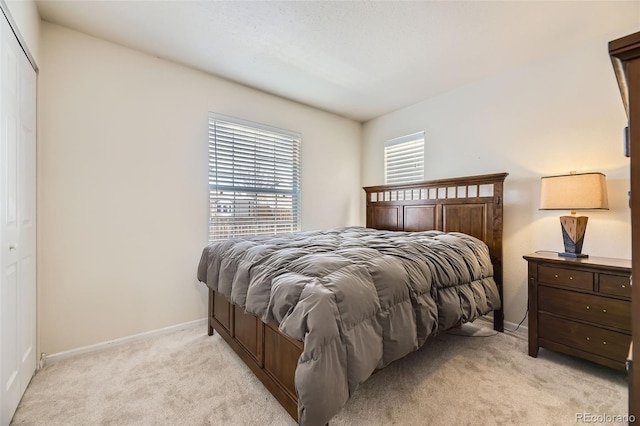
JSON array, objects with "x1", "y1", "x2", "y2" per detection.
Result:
[{"x1": 35, "y1": 1, "x2": 639, "y2": 122}]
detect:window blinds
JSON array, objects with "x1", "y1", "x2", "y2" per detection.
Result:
[
  {"x1": 384, "y1": 131, "x2": 425, "y2": 184},
  {"x1": 208, "y1": 113, "x2": 301, "y2": 242}
]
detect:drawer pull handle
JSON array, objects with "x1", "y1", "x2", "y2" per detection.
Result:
[
  {"x1": 586, "y1": 306, "x2": 590, "y2": 310},
  {"x1": 603, "y1": 341, "x2": 607, "y2": 345},
  {"x1": 622, "y1": 285, "x2": 626, "y2": 288},
  {"x1": 569, "y1": 276, "x2": 573, "y2": 280},
  {"x1": 554, "y1": 274, "x2": 558, "y2": 278},
  {"x1": 603, "y1": 309, "x2": 607, "y2": 313},
  {"x1": 586, "y1": 337, "x2": 590, "y2": 341}
]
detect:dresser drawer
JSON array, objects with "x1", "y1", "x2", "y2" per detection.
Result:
[
  {"x1": 539, "y1": 313, "x2": 630, "y2": 362},
  {"x1": 599, "y1": 274, "x2": 631, "y2": 298},
  {"x1": 538, "y1": 265, "x2": 593, "y2": 290},
  {"x1": 538, "y1": 286, "x2": 631, "y2": 332}
]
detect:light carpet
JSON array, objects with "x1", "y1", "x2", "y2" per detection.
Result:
[{"x1": 11, "y1": 321, "x2": 628, "y2": 425}]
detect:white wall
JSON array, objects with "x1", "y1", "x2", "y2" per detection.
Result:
[
  {"x1": 362, "y1": 27, "x2": 637, "y2": 326},
  {"x1": 38, "y1": 22, "x2": 362, "y2": 354},
  {"x1": 3, "y1": 0, "x2": 40, "y2": 65}
]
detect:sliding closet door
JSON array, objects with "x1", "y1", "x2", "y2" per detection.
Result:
[{"x1": 0, "y1": 9, "x2": 37, "y2": 426}]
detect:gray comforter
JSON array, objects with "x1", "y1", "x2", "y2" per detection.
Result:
[{"x1": 197, "y1": 227, "x2": 500, "y2": 425}]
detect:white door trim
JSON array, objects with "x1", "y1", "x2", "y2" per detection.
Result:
[{"x1": 0, "y1": 0, "x2": 38, "y2": 73}]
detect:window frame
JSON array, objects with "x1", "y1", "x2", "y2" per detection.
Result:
[{"x1": 208, "y1": 113, "x2": 301, "y2": 242}]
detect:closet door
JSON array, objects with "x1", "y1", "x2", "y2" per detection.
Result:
[{"x1": 0, "y1": 10, "x2": 37, "y2": 426}]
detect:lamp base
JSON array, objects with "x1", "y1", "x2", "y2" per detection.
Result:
[
  {"x1": 559, "y1": 215, "x2": 589, "y2": 258},
  {"x1": 558, "y1": 252, "x2": 589, "y2": 258}
]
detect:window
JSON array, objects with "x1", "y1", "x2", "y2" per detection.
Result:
[
  {"x1": 384, "y1": 131, "x2": 424, "y2": 184},
  {"x1": 208, "y1": 113, "x2": 301, "y2": 242}
]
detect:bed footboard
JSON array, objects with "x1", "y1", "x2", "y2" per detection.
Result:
[{"x1": 208, "y1": 289, "x2": 302, "y2": 421}]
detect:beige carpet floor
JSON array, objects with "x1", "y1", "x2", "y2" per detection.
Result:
[{"x1": 11, "y1": 320, "x2": 628, "y2": 425}]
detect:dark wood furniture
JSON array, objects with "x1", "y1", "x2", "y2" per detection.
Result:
[
  {"x1": 364, "y1": 172, "x2": 507, "y2": 332},
  {"x1": 609, "y1": 30, "x2": 640, "y2": 415},
  {"x1": 208, "y1": 291, "x2": 302, "y2": 419},
  {"x1": 525, "y1": 252, "x2": 631, "y2": 371},
  {"x1": 207, "y1": 172, "x2": 507, "y2": 422}
]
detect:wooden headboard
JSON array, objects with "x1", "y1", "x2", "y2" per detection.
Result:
[{"x1": 363, "y1": 172, "x2": 508, "y2": 331}]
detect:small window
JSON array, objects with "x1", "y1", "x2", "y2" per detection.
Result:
[
  {"x1": 208, "y1": 113, "x2": 301, "y2": 242},
  {"x1": 384, "y1": 131, "x2": 424, "y2": 184}
]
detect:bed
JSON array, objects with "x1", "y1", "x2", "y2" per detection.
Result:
[{"x1": 197, "y1": 172, "x2": 507, "y2": 425}]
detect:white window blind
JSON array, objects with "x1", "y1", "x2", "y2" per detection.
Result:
[
  {"x1": 208, "y1": 113, "x2": 301, "y2": 242},
  {"x1": 384, "y1": 131, "x2": 425, "y2": 184}
]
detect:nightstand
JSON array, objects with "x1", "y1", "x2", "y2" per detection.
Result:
[{"x1": 524, "y1": 252, "x2": 632, "y2": 370}]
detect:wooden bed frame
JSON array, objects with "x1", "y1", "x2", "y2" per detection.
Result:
[{"x1": 207, "y1": 172, "x2": 507, "y2": 421}]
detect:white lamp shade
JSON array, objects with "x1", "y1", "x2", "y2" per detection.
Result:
[{"x1": 540, "y1": 172, "x2": 609, "y2": 210}]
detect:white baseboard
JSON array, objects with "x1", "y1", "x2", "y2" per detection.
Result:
[
  {"x1": 43, "y1": 313, "x2": 526, "y2": 365},
  {"x1": 504, "y1": 318, "x2": 528, "y2": 337},
  {"x1": 477, "y1": 314, "x2": 528, "y2": 337},
  {"x1": 43, "y1": 318, "x2": 207, "y2": 365}
]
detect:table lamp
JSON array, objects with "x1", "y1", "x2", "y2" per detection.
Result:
[{"x1": 539, "y1": 172, "x2": 609, "y2": 258}]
